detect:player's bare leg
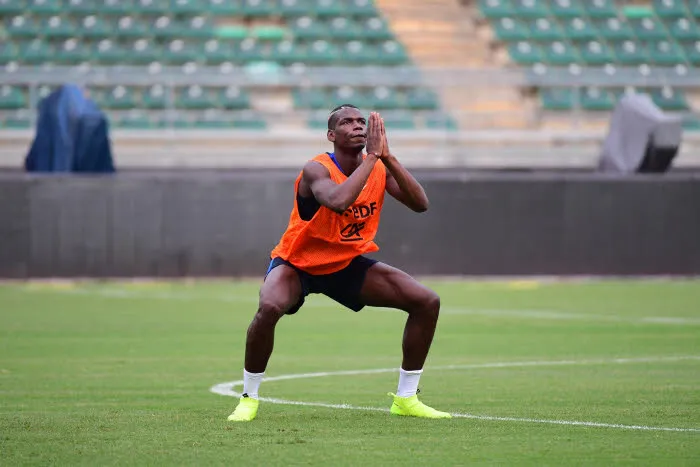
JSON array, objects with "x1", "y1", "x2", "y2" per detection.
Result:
[
  {"x1": 360, "y1": 262, "x2": 451, "y2": 419},
  {"x1": 228, "y1": 265, "x2": 302, "y2": 422}
]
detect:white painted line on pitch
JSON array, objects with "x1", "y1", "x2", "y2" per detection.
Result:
[
  {"x1": 211, "y1": 356, "x2": 700, "y2": 433},
  {"x1": 14, "y1": 286, "x2": 700, "y2": 326}
]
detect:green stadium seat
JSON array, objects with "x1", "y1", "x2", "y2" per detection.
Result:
[
  {"x1": 271, "y1": 40, "x2": 307, "y2": 64},
  {"x1": 549, "y1": 0, "x2": 585, "y2": 17},
  {"x1": 406, "y1": 88, "x2": 439, "y2": 110},
  {"x1": 361, "y1": 17, "x2": 393, "y2": 40},
  {"x1": 181, "y1": 16, "x2": 215, "y2": 38},
  {"x1": 19, "y1": 39, "x2": 54, "y2": 64},
  {"x1": 115, "y1": 16, "x2": 149, "y2": 38},
  {"x1": 143, "y1": 85, "x2": 168, "y2": 109},
  {"x1": 564, "y1": 17, "x2": 598, "y2": 40},
  {"x1": 0, "y1": 85, "x2": 26, "y2": 109},
  {"x1": 279, "y1": 0, "x2": 311, "y2": 17},
  {"x1": 6, "y1": 15, "x2": 39, "y2": 37},
  {"x1": 513, "y1": 0, "x2": 549, "y2": 18},
  {"x1": 529, "y1": 18, "x2": 564, "y2": 40},
  {"x1": 493, "y1": 17, "x2": 531, "y2": 41},
  {"x1": 331, "y1": 86, "x2": 369, "y2": 109},
  {"x1": 377, "y1": 40, "x2": 408, "y2": 65},
  {"x1": 596, "y1": 18, "x2": 635, "y2": 41},
  {"x1": 115, "y1": 110, "x2": 155, "y2": 129},
  {"x1": 28, "y1": 0, "x2": 61, "y2": 14},
  {"x1": 152, "y1": 16, "x2": 185, "y2": 38},
  {"x1": 80, "y1": 15, "x2": 113, "y2": 38},
  {"x1": 170, "y1": 0, "x2": 206, "y2": 13},
  {"x1": 99, "y1": 0, "x2": 135, "y2": 15},
  {"x1": 305, "y1": 40, "x2": 340, "y2": 64},
  {"x1": 251, "y1": 25, "x2": 287, "y2": 40},
  {"x1": 544, "y1": 40, "x2": 578, "y2": 64},
  {"x1": 478, "y1": 0, "x2": 514, "y2": 18},
  {"x1": 647, "y1": 39, "x2": 685, "y2": 64},
  {"x1": 579, "y1": 40, "x2": 615, "y2": 64},
  {"x1": 313, "y1": 0, "x2": 344, "y2": 17},
  {"x1": 541, "y1": 87, "x2": 576, "y2": 110},
  {"x1": 425, "y1": 113, "x2": 458, "y2": 131},
  {"x1": 681, "y1": 40, "x2": 700, "y2": 65},
  {"x1": 328, "y1": 17, "x2": 363, "y2": 40},
  {"x1": 176, "y1": 85, "x2": 216, "y2": 109},
  {"x1": 2, "y1": 110, "x2": 32, "y2": 128},
  {"x1": 37, "y1": 85, "x2": 55, "y2": 100},
  {"x1": 65, "y1": 0, "x2": 96, "y2": 14},
  {"x1": 383, "y1": 111, "x2": 416, "y2": 130},
  {"x1": 99, "y1": 85, "x2": 138, "y2": 109},
  {"x1": 218, "y1": 86, "x2": 250, "y2": 109},
  {"x1": 508, "y1": 40, "x2": 545, "y2": 64},
  {"x1": 192, "y1": 111, "x2": 236, "y2": 129},
  {"x1": 580, "y1": 86, "x2": 614, "y2": 110},
  {"x1": 0, "y1": 42, "x2": 18, "y2": 64},
  {"x1": 215, "y1": 24, "x2": 249, "y2": 40},
  {"x1": 232, "y1": 111, "x2": 267, "y2": 129},
  {"x1": 206, "y1": 0, "x2": 241, "y2": 15},
  {"x1": 682, "y1": 116, "x2": 700, "y2": 131},
  {"x1": 342, "y1": 40, "x2": 377, "y2": 64},
  {"x1": 346, "y1": 0, "x2": 376, "y2": 17},
  {"x1": 691, "y1": 0, "x2": 700, "y2": 18},
  {"x1": 55, "y1": 38, "x2": 90, "y2": 63},
  {"x1": 130, "y1": 39, "x2": 160, "y2": 64},
  {"x1": 653, "y1": 0, "x2": 687, "y2": 18},
  {"x1": 237, "y1": 38, "x2": 266, "y2": 62},
  {"x1": 292, "y1": 16, "x2": 329, "y2": 40},
  {"x1": 629, "y1": 17, "x2": 668, "y2": 40},
  {"x1": 0, "y1": 0, "x2": 26, "y2": 15},
  {"x1": 43, "y1": 16, "x2": 76, "y2": 38},
  {"x1": 293, "y1": 88, "x2": 329, "y2": 109},
  {"x1": 583, "y1": 0, "x2": 617, "y2": 18},
  {"x1": 369, "y1": 86, "x2": 401, "y2": 109},
  {"x1": 134, "y1": 0, "x2": 169, "y2": 14},
  {"x1": 201, "y1": 39, "x2": 237, "y2": 64},
  {"x1": 241, "y1": 0, "x2": 275, "y2": 17},
  {"x1": 613, "y1": 40, "x2": 649, "y2": 64},
  {"x1": 650, "y1": 87, "x2": 688, "y2": 109},
  {"x1": 667, "y1": 17, "x2": 700, "y2": 41},
  {"x1": 164, "y1": 39, "x2": 199, "y2": 64},
  {"x1": 92, "y1": 39, "x2": 128, "y2": 64}
]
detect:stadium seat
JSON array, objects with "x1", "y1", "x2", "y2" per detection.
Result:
[
  {"x1": 293, "y1": 87, "x2": 329, "y2": 109},
  {"x1": 98, "y1": 85, "x2": 138, "y2": 109},
  {"x1": 80, "y1": 15, "x2": 113, "y2": 38},
  {"x1": 493, "y1": 17, "x2": 531, "y2": 41},
  {"x1": 512, "y1": 0, "x2": 549, "y2": 18},
  {"x1": 231, "y1": 110, "x2": 267, "y2": 129},
  {"x1": 580, "y1": 86, "x2": 614, "y2": 110},
  {"x1": 613, "y1": 40, "x2": 649, "y2": 65},
  {"x1": 206, "y1": 0, "x2": 241, "y2": 15},
  {"x1": 305, "y1": 40, "x2": 339, "y2": 64},
  {"x1": 647, "y1": 39, "x2": 685, "y2": 65},
  {"x1": 583, "y1": 0, "x2": 617, "y2": 18},
  {"x1": 564, "y1": 17, "x2": 599, "y2": 41},
  {"x1": 382, "y1": 111, "x2": 416, "y2": 129},
  {"x1": 549, "y1": 0, "x2": 585, "y2": 18},
  {"x1": 345, "y1": 0, "x2": 376, "y2": 17},
  {"x1": 292, "y1": 16, "x2": 329, "y2": 40},
  {"x1": 691, "y1": 0, "x2": 700, "y2": 18},
  {"x1": 271, "y1": 40, "x2": 307, "y2": 64},
  {"x1": 181, "y1": 16, "x2": 215, "y2": 38},
  {"x1": 331, "y1": 86, "x2": 369, "y2": 109},
  {"x1": 377, "y1": 40, "x2": 408, "y2": 65},
  {"x1": 143, "y1": 85, "x2": 168, "y2": 109},
  {"x1": 6, "y1": 15, "x2": 39, "y2": 37},
  {"x1": 508, "y1": 40, "x2": 545, "y2": 64},
  {"x1": 152, "y1": 16, "x2": 185, "y2": 38},
  {"x1": 130, "y1": 39, "x2": 160, "y2": 64},
  {"x1": 579, "y1": 40, "x2": 615, "y2": 64},
  {"x1": 201, "y1": 39, "x2": 237, "y2": 64},
  {"x1": 177, "y1": 85, "x2": 217, "y2": 109},
  {"x1": 653, "y1": 0, "x2": 688, "y2": 18},
  {"x1": 0, "y1": 0, "x2": 26, "y2": 14},
  {"x1": 43, "y1": 16, "x2": 76, "y2": 38},
  {"x1": 100, "y1": 0, "x2": 136, "y2": 15},
  {"x1": 241, "y1": 0, "x2": 275, "y2": 17},
  {"x1": 328, "y1": 17, "x2": 363, "y2": 40},
  {"x1": 64, "y1": 0, "x2": 95, "y2": 14},
  {"x1": 251, "y1": 25, "x2": 287, "y2": 40},
  {"x1": 650, "y1": 86, "x2": 688, "y2": 109},
  {"x1": 425, "y1": 112, "x2": 458, "y2": 131},
  {"x1": 342, "y1": 40, "x2": 377, "y2": 64},
  {"x1": 597, "y1": 18, "x2": 635, "y2": 41},
  {"x1": 0, "y1": 85, "x2": 26, "y2": 109},
  {"x1": 667, "y1": 17, "x2": 700, "y2": 41},
  {"x1": 215, "y1": 24, "x2": 249, "y2": 40},
  {"x1": 170, "y1": 0, "x2": 206, "y2": 14},
  {"x1": 529, "y1": 18, "x2": 564, "y2": 40},
  {"x1": 406, "y1": 88, "x2": 440, "y2": 110},
  {"x1": 629, "y1": 17, "x2": 669, "y2": 41},
  {"x1": 19, "y1": 39, "x2": 54, "y2": 64},
  {"x1": 682, "y1": 41, "x2": 700, "y2": 65},
  {"x1": 134, "y1": 0, "x2": 170, "y2": 14},
  {"x1": 218, "y1": 86, "x2": 250, "y2": 109},
  {"x1": 1, "y1": 110, "x2": 32, "y2": 128},
  {"x1": 0, "y1": 42, "x2": 18, "y2": 64},
  {"x1": 478, "y1": 0, "x2": 514, "y2": 18},
  {"x1": 544, "y1": 41, "x2": 578, "y2": 64},
  {"x1": 313, "y1": 0, "x2": 344, "y2": 17},
  {"x1": 115, "y1": 16, "x2": 149, "y2": 38},
  {"x1": 369, "y1": 86, "x2": 401, "y2": 109},
  {"x1": 92, "y1": 39, "x2": 128, "y2": 64},
  {"x1": 164, "y1": 39, "x2": 199, "y2": 64},
  {"x1": 361, "y1": 17, "x2": 393, "y2": 40},
  {"x1": 28, "y1": 0, "x2": 61, "y2": 14},
  {"x1": 279, "y1": 0, "x2": 311, "y2": 17},
  {"x1": 55, "y1": 38, "x2": 90, "y2": 63},
  {"x1": 540, "y1": 87, "x2": 576, "y2": 110},
  {"x1": 116, "y1": 110, "x2": 155, "y2": 129}
]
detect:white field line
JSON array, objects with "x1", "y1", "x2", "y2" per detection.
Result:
[
  {"x1": 12, "y1": 286, "x2": 700, "y2": 325},
  {"x1": 211, "y1": 356, "x2": 700, "y2": 433}
]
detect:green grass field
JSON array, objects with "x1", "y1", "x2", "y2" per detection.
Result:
[{"x1": 1, "y1": 279, "x2": 699, "y2": 466}]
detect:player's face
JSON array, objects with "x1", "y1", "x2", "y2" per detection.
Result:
[{"x1": 328, "y1": 108, "x2": 367, "y2": 150}]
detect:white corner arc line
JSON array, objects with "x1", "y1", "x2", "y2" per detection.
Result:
[{"x1": 210, "y1": 356, "x2": 700, "y2": 433}]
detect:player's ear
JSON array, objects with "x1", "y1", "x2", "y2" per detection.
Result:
[{"x1": 327, "y1": 129, "x2": 335, "y2": 143}]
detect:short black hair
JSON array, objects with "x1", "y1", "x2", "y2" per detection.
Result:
[{"x1": 327, "y1": 104, "x2": 359, "y2": 130}]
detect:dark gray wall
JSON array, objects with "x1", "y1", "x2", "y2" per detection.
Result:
[{"x1": 1, "y1": 171, "x2": 699, "y2": 277}]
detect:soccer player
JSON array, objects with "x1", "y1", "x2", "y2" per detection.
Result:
[{"x1": 228, "y1": 105, "x2": 450, "y2": 421}]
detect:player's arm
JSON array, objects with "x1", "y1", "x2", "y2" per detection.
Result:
[
  {"x1": 379, "y1": 119, "x2": 429, "y2": 213},
  {"x1": 301, "y1": 155, "x2": 380, "y2": 214}
]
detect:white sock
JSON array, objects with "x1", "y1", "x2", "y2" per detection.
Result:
[
  {"x1": 396, "y1": 368, "x2": 423, "y2": 397},
  {"x1": 243, "y1": 369, "x2": 264, "y2": 400}
]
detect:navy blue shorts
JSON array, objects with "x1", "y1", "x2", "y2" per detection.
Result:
[{"x1": 265, "y1": 256, "x2": 378, "y2": 315}]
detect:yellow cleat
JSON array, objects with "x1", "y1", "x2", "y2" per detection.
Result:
[
  {"x1": 388, "y1": 393, "x2": 452, "y2": 419},
  {"x1": 227, "y1": 394, "x2": 259, "y2": 422}
]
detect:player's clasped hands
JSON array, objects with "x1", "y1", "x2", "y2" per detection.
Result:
[{"x1": 366, "y1": 112, "x2": 386, "y2": 158}]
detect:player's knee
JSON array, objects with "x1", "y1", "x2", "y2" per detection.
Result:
[
  {"x1": 418, "y1": 291, "x2": 440, "y2": 320},
  {"x1": 256, "y1": 299, "x2": 287, "y2": 322}
]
